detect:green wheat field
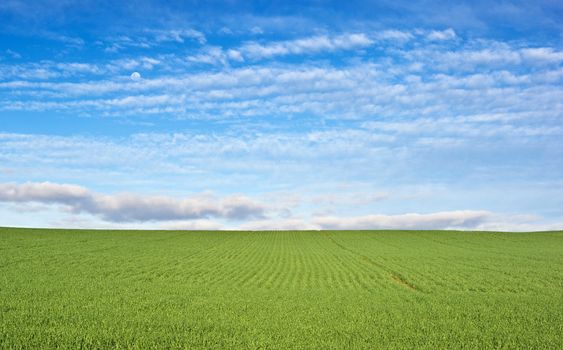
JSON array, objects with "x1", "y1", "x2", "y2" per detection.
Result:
[{"x1": 1, "y1": 228, "x2": 562, "y2": 349}]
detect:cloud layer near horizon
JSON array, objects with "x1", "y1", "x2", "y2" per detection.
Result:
[
  {"x1": 0, "y1": 182, "x2": 265, "y2": 222},
  {"x1": 0, "y1": 181, "x2": 551, "y2": 231}
]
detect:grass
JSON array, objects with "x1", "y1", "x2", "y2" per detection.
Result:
[{"x1": 0, "y1": 228, "x2": 562, "y2": 349}]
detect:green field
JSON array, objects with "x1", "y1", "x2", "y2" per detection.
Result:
[{"x1": 1, "y1": 228, "x2": 562, "y2": 349}]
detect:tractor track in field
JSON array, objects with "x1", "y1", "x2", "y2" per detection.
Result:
[{"x1": 323, "y1": 233, "x2": 420, "y2": 292}]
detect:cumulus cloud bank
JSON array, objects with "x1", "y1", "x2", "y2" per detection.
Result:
[{"x1": 0, "y1": 182, "x2": 265, "y2": 222}]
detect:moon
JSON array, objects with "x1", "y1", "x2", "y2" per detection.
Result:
[{"x1": 130, "y1": 72, "x2": 141, "y2": 81}]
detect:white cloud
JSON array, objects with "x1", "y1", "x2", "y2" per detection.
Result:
[
  {"x1": 182, "y1": 30, "x2": 412, "y2": 65},
  {"x1": 226, "y1": 49, "x2": 244, "y2": 62},
  {"x1": 161, "y1": 220, "x2": 224, "y2": 230},
  {"x1": 520, "y1": 48, "x2": 563, "y2": 64},
  {"x1": 103, "y1": 29, "x2": 206, "y2": 52},
  {"x1": 311, "y1": 191, "x2": 390, "y2": 206},
  {"x1": 250, "y1": 26, "x2": 263, "y2": 35},
  {"x1": 374, "y1": 30, "x2": 414, "y2": 42},
  {"x1": 3, "y1": 49, "x2": 560, "y2": 125},
  {"x1": 220, "y1": 211, "x2": 560, "y2": 231},
  {"x1": 42, "y1": 33, "x2": 85, "y2": 47},
  {"x1": 432, "y1": 48, "x2": 522, "y2": 68},
  {"x1": 0, "y1": 182, "x2": 266, "y2": 222},
  {"x1": 240, "y1": 33, "x2": 373, "y2": 59},
  {"x1": 313, "y1": 210, "x2": 493, "y2": 230},
  {"x1": 151, "y1": 29, "x2": 206, "y2": 45},
  {"x1": 187, "y1": 46, "x2": 230, "y2": 65},
  {"x1": 427, "y1": 28, "x2": 457, "y2": 41},
  {"x1": 237, "y1": 218, "x2": 319, "y2": 231}
]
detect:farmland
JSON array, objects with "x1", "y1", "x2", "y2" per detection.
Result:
[{"x1": 0, "y1": 228, "x2": 562, "y2": 349}]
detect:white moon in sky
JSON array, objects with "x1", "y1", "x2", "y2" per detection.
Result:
[{"x1": 130, "y1": 72, "x2": 141, "y2": 81}]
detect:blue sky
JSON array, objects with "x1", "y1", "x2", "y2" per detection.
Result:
[{"x1": 0, "y1": 0, "x2": 562, "y2": 230}]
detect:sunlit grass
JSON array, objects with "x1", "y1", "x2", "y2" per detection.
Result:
[{"x1": 1, "y1": 228, "x2": 561, "y2": 349}]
